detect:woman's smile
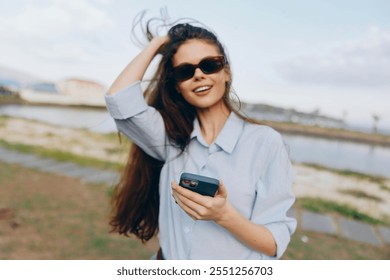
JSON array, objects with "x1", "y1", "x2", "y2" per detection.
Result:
[{"x1": 193, "y1": 85, "x2": 212, "y2": 95}]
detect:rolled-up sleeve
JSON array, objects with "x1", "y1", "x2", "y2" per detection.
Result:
[
  {"x1": 251, "y1": 131, "x2": 296, "y2": 259},
  {"x1": 105, "y1": 82, "x2": 167, "y2": 161}
]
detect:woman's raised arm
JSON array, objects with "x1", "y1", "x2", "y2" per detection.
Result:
[{"x1": 107, "y1": 36, "x2": 169, "y2": 95}]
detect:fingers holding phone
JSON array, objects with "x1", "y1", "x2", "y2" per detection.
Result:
[{"x1": 171, "y1": 173, "x2": 228, "y2": 221}]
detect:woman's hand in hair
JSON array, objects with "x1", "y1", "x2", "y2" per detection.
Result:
[
  {"x1": 152, "y1": 35, "x2": 170, "y2": 54},
  {"x1": 108, "y1": 35, "x2": 169, "y2": 95},
  {"x1": 171, "y1": 181, "x2": 229, "y2": 222}
]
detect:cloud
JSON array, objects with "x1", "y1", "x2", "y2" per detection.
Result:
[
  {"x1": 1, "y1": 0, "x2": 114, "y2": 38},
  {"x1": 276, "y1": 26, "x2": 390, "y2": 87},
  {"x1": 0, "y1": 0, "x2": 115, "y2": 64}
]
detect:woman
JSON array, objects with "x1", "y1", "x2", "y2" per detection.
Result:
[{"x1": 105, "y1": 21, "x2": 296, "y2": 260}]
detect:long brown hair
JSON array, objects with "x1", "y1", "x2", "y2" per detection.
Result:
[{"x1": 109, "y1": 20, "x2": 253, "y2": 242}]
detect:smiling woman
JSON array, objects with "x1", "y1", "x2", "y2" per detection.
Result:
[
  {"x1": 173, "y1": 42, "x2": 230, "y2": 113},
  {"x1": 104, "y1": 13, "x2": 296, "y2": 260}
]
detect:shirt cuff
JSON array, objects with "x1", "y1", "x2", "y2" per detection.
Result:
[
  {"x1": 265, "y1": 222, "x2": 294, "y2": 259},
  {"x1": 104, "y1": 81, "x2": 148, "y2": 119}
]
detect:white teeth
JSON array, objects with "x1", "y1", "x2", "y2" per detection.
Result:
[{"x1": 194, "y1": 86, "x2": 211, "y2": 93}]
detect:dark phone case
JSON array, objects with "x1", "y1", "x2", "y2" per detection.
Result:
[{"x1": 179, "y1": 173, "x2": 219, "y2": 197}]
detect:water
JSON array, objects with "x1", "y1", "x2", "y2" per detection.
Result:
[
  {"x1": 283, "y1": 134, "x2": 390, "y2": 179},
  {"x1": 0, "y1": 104, "x2": 115, "y2": 133},
  {"x1": 1, "y1": 104, "x2": 389, "y2": 179}
]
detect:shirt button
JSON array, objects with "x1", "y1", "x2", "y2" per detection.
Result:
[{"x1": 184, "y1": 226, "x2": 190, "y2": 233}]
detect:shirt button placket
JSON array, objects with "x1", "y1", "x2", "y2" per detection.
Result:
[{"x1": 197, "y1": 144, "x2": 208, "y2": 171}]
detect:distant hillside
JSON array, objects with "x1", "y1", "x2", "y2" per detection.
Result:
[
  {"x1": 0, "y1": 64, "x2": 46, "y2": 85},
  {"x1": 241, "y1": 102, "x2": 344, "y2": 128}
]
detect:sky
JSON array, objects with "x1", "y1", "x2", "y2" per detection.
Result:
[{"x1": 0, "y1": 0, "x2": 389, "y2": 131}]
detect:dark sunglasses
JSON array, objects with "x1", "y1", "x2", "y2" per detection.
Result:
[{"x1": 173, "y1": 56, "x2": 226, "y2": 82}]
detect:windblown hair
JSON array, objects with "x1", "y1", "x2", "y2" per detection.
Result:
[{"x1": 109, "y1": 16, "x2": 251, "y2": 242}]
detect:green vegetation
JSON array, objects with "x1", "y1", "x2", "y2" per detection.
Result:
[
  {"x1": 283, "y1": 229, "x2": 390, "y2": 259},
  {"x1": 0, "y1": 139, "x2": 123, "y2": 171},
  {"x1": 380, "y1": 184, "x2": 390, "y2": 192},
  {"x1": 0, "y1": 161, "x2": 157, "y2": 260},
  {"x1": 296, "y1": 197, "x2": 389, "y2": 226},
  {"x1": 0, "y1": 91, "x2": 21, "y2": 103},
  {"x1": 338, "y1": 189, "x2": 383, "y2": 202}
]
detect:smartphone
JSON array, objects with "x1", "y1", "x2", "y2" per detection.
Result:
[{"x1": 179, "y1": 173, "x2": 219, "y2": 197}]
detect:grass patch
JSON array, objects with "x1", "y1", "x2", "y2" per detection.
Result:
[
  {"x1": 283, "y1": 229, "x2": 390, "y2": 259},
  {"x1": 0, "y1": 139, "x2": 123, "y2": 171},
  {"x1": 0, "y1": 116, "x2": 7, "y2": 126},
  {"x1": 338, "y1": 189, "x2": 383, "y2": 202},
  {"x1": 105, "y1": 147, "x2": 125, "y2": 154},
  {"x1": 380, "y1": 185, "x2": 390, "y2": 192},
  {"x1": 0, "y1": 93, "x2": 21, "y2": 103},
  {"x1": 102, "y1": 132, "x2": 123, "y2": 143},
  {"x1": 0, "y1": 162, "x2": 158, "y2": 259},
  {"x1": 106, "y1": 186, "x2": 115, "y2": 198},
  {"x1": 296, "y1": 197, "x2": 389, "y2": 226}
]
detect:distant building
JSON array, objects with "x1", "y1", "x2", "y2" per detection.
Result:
[
  {"x1": 57, "y1": 78, "x2": 105, "y2": 98},
  {"x1": 28, "y1": 82, "x2": 58, "y2": 94},
  {"x1": 19, "y1": 78, "x2": 106, "y2": 107}
]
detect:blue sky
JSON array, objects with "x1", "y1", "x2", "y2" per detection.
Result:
[{"x1": 0, "y1": 0, "x2": 389, "y2": 130}]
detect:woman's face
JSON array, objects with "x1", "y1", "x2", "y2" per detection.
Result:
[{"x1": 172, "y1": 39, "x2": 230, "y2": 110}]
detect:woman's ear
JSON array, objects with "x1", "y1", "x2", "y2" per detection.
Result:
[
  {"x1": 175, "y1": 84, "x2": 181, "y2": 94},
  {"x1": 224, "y1": 66, "x2": 231, "y2": 83}
]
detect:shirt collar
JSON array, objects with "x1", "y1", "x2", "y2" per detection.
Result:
[{"x1": 190, "y1": 112, "x2": 244, "y2": 154}]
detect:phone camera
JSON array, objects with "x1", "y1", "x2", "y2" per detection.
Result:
[
  {"x1": 181, "y1": 179, "x2": 198, "y2": 188},
  {"x1": 182, "y1": 179, "x2": 190, "y2": 185},
  {"x1": 189, "y1": 180, "x2": 198, "y2": 188}
]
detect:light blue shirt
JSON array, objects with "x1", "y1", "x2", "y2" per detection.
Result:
[{"x1": 105, "y1": 81, "x2": 296, "y2": 260}]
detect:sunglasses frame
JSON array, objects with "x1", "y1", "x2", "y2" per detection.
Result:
[{"x1": 172, "y1": 56, "x2": 226, "y2": 82}]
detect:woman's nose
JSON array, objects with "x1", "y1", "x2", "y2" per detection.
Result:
[{"x1": 193, "y1": 67, "x2": 205, "y2": 80}]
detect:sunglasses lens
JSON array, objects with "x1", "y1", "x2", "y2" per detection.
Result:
[
  {"x1": 173, "y1": 65, "x2": 195, "y2": 81},
  {"x1": 199, "y1": 58, "x2": 224, "y2": 74}
]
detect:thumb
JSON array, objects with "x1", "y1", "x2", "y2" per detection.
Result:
[{"x1": 216, "y1": 180, "x2": 228, "y2": 198}]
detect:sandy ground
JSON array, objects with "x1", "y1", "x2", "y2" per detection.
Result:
[
  {"x1": 294, "y1": 165, "x2": 390, "y2": 221},
  {"x1": 1, "y1": 116, "x2": 390, "y2": 222},
  {"x1": 0, "y1": 117, "x2": 129, "y2": 164}
]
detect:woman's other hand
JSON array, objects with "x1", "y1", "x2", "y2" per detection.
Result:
[{"x1": 172, "y1": 179, "x2": 277, "y2": 256}]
